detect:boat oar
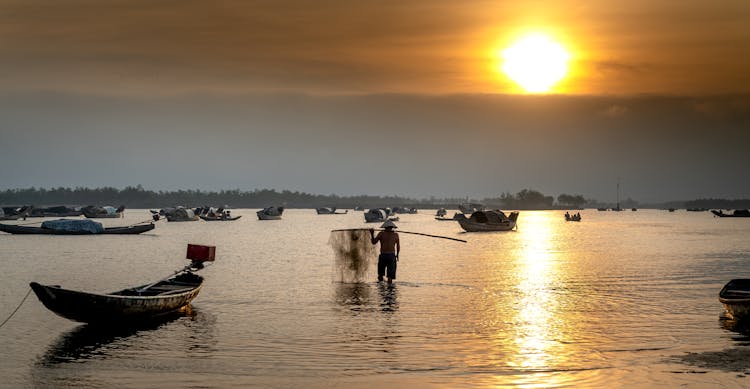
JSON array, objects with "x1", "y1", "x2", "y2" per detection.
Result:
[{"x1": 331, "y1": 228, "x2": 467, "y2": 243}]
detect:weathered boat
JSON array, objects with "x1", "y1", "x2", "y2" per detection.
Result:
[
  {"x1": 257, "y1": 206, "x2": 284, "y2": 220},
  {"x1": 719, "y1": 279, "x2": 750, "y2": 320},
  {"x1": 82, "y1": 205, "x2": 125, "y2": 218},
  {"x1": 316, "y1": 207, "x2": 347, "y2": 215},
  {"x1": 712, "y1": 209, "x2": 750, "y2": 218},
  {"x1": 458, "y1": 210, "x2": 519, "y2": 232},
  {"x1": 30, "y1": 269, "x2": 203, "y2": 324},
  {"x1": 0, "y1": 220, "x2": 154, "y2": 235},
  {"x1": 30, "y1": 244, "x2": 214, "y2": 324}
]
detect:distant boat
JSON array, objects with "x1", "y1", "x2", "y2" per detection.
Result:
[
  {"x1": 163, "y1": 207, "x2": 199, "y2": 222},
  {"x1": 436, "y1": 208, "x2": 447, "y2": 217},
  {"x1": 719, "y1": 279, "x2": 750, "y2": 320},
  {"x1": 0, "y1": 205, "x2": 32, "y2": 220},
  {"x1": 565, "y1": 212, "x2": 581, "y2": 222},
  {"x1": 631, "y1": 208, "x2": 637, "y2": 211},
  {"x1": 392, "y1": 207, "x2": 417, "y2": 214},
  {"x1": 82, "y1": 205, "x2": 125, "y2": 218},
  {"x1": 457, "y1": 210, "x2": 519, "y2": 232},
  {"x1": 199, "y1": 214, "x2": 241, "y2": 221},
  {"x1": 29, "y1": 205, "x2": 82, "y2": 217},
  {"x1": 0, "y1": 219, "x2": 154, "y2": 235},
  {"x1": 316, "y1": 207, "x2": 347, "y2": 215},
  {"x1": 364, "y1": 208, "x2": 398, "y2": 223},
  {"x1": 597, "y1": 208, "x2": 608, "y2": 211},
  {"x1": 712, "y1": 209, "x2": 750, "y2": 218},
  {"x1": 668, "y1": 208, "x2": 676, "y2": 212},
  {"x1": 257, "y1": 206, "x2": 284, "y2": 220}
]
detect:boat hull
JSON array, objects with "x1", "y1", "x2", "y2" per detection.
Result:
[
  {"x1": 720, "y1": 279, "x2": 750, "y2": 320},
  {"x1": 166, "y1": 216, "x2": 199, "y2": 222},
  {"x1": 0, "y1": 223, "x2": 155, "y2": 235},
  {"x1": 257, "y1": 213, "x2": 281, "y2": 220},
  {"x1": 30, "y1": 276, "x2": 203, "y2": 324}
]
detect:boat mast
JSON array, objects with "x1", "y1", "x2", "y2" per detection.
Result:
[{"x1": 616, "y1": 177, "x2": 621, "y2": 210}]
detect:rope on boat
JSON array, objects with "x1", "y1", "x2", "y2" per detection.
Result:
[{"x1": 0, "y1": 288, "x2": 32, "y2": 330}]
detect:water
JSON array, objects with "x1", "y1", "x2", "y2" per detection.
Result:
[{"x1": 2, "y1": 209, "x2": 750, "y2": 388}]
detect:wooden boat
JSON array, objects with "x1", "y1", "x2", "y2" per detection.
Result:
[
  {"x1": 164, "y1": 207, "x2": 199, "y2": 222},
  {"x1": 199, "y1": 214, "x2": 241, "y2": 221},
  {"x1": 436, "y1": 208, "x2": 447, "y2": 217},
  {"x1": 316, "y1": 207, "x2": 347, "y2": 215},
  {"x1": 257, "y1": 206, "x2": 284, "y2": 220},
  {"x1": 712, "y1": 209, "x2": 750, "y2": 218},
  {"x1": 458, "y1": 210, "x2": 519, "y2": 232},
  {"x1": 565, "y1": 212, "x2": 582, "y2": 222},
  {"x1": 719, "y1": 279, "x2": 750, "y2": 320},
  {"x1": 82, "y1": 205, "x2": 124, "y2": 219},
  {"x1": 0, "y1": 222, "x2": 154, "y2": 235},
  {"x1": 30, "y1": 271, "x2": 203, "y2": 324}
]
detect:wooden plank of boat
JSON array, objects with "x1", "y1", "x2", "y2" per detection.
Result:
[
  {"x1": 0, "y1": 223, "x2": 155, "y2": 235},
  {"x1": 719, "y1": 279, "x2": 750, "y2": 320},
  {"x1": 29, "y1": 272, "x2": 203, "y2": 324}
]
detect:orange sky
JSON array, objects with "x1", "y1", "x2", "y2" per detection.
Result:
[{"x1": 1, "y1": 0, "x2": 749, "y2": 96}]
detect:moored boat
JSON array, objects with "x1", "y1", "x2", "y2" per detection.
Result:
[
  {"x1": 0, "y1": 205, "x2": 33, "y2": 220},
  {"x1": 719, "y1": 279, "x2": 750, "y2": 320},
  {"x1": 0, "y1": 219, "x2": 154, "y2": 235},
  {"x1": 82, "y1": 205, "x2": 125, "y2": 218},
  {"x1": 364, "y1": 208, "x2": 398, "y2": 223},
  {"x1": 164, "y1": 207, "x2": 200, "y2": 222},
  {"x1": 712, "y1": 209, "x2": 750, "y2": 218},
  {"x1": 458, "y1": 210, "x2": 519, "y2": 232},
  {"x1": 199, "y1": 214, "x2": 241, "y2": 221},
  {"x1": 257, "y1": 206, "x2": 284, "y2": 220}
]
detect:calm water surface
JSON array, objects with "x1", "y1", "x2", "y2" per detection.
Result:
[{"x1": 2, "y1": 209, "x2": 750, "y2": 388}]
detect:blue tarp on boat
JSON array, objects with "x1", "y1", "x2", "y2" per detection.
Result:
[{"x1": 41, "y1": 219, "x2": 104, "y2": 234}]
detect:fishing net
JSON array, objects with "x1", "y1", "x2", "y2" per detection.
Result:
[{"x1": 328, "y1": 229, "x2": 377, "y2": 283}]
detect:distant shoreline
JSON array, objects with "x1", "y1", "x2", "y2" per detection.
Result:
[{"x1": 1, "y1": 186, "x2": 748, "y2": 210}]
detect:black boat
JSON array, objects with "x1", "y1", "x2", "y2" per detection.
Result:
[
  {"x1": 30, "y1": 272, "x2": 203, "y2": 324},
  {"x1": 712, "y1": 209, "x2": 750, "y2": 218},
  {"x1": 720, "y1": 279, "x2": 750, "y2": 320},
  {"x1": 0, "y1": 222, "x2": 154, "y2": 235}
]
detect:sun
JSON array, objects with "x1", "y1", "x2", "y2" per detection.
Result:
[{"x1": 501, "y1": 34, "x2": 570, "y2": 93}]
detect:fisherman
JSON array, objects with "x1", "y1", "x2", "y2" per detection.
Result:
[{"x1": 370, "y1": 220, "x2": 401, "y2": 284}]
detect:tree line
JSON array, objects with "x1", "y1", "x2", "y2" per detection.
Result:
[{"x1": 0, "y1": 186, "x2": 597, "y2": 210}]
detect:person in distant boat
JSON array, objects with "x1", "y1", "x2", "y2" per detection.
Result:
[{"x1": 370, "y1": 220, "x2": 401, "y2": 284}]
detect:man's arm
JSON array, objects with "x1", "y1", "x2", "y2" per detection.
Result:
[
  {"x1": 396, "y1": 234, "x2": 400, "y2": 257},
  {"x1": 370, "y1": 229, "x2": 379, "y2": 244}
]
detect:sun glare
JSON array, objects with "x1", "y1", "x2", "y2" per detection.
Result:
[{"x1": 501, "y1": 34, "x2": 570, "y2": 93}]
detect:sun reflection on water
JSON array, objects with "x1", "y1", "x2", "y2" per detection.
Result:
[{"x1": 508, "y1": 212, "x2": 565, "y2": 387}]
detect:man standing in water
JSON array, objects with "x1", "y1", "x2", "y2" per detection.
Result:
[{"x1": 370, "y1": 220, "x2": 400, "y2": 284}]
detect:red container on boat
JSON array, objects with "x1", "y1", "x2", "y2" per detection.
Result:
[{"x1": 186, "y1": 244, "x2": 215, "y2": 261}]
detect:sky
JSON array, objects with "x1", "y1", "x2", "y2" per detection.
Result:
[{"x1": 1, "y1": 0, "x2": 749, "y2": 203}]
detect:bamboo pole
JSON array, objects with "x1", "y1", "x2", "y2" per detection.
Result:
[{"x1": 331, "y1": 228, "x2": 467, "y2": 243}]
